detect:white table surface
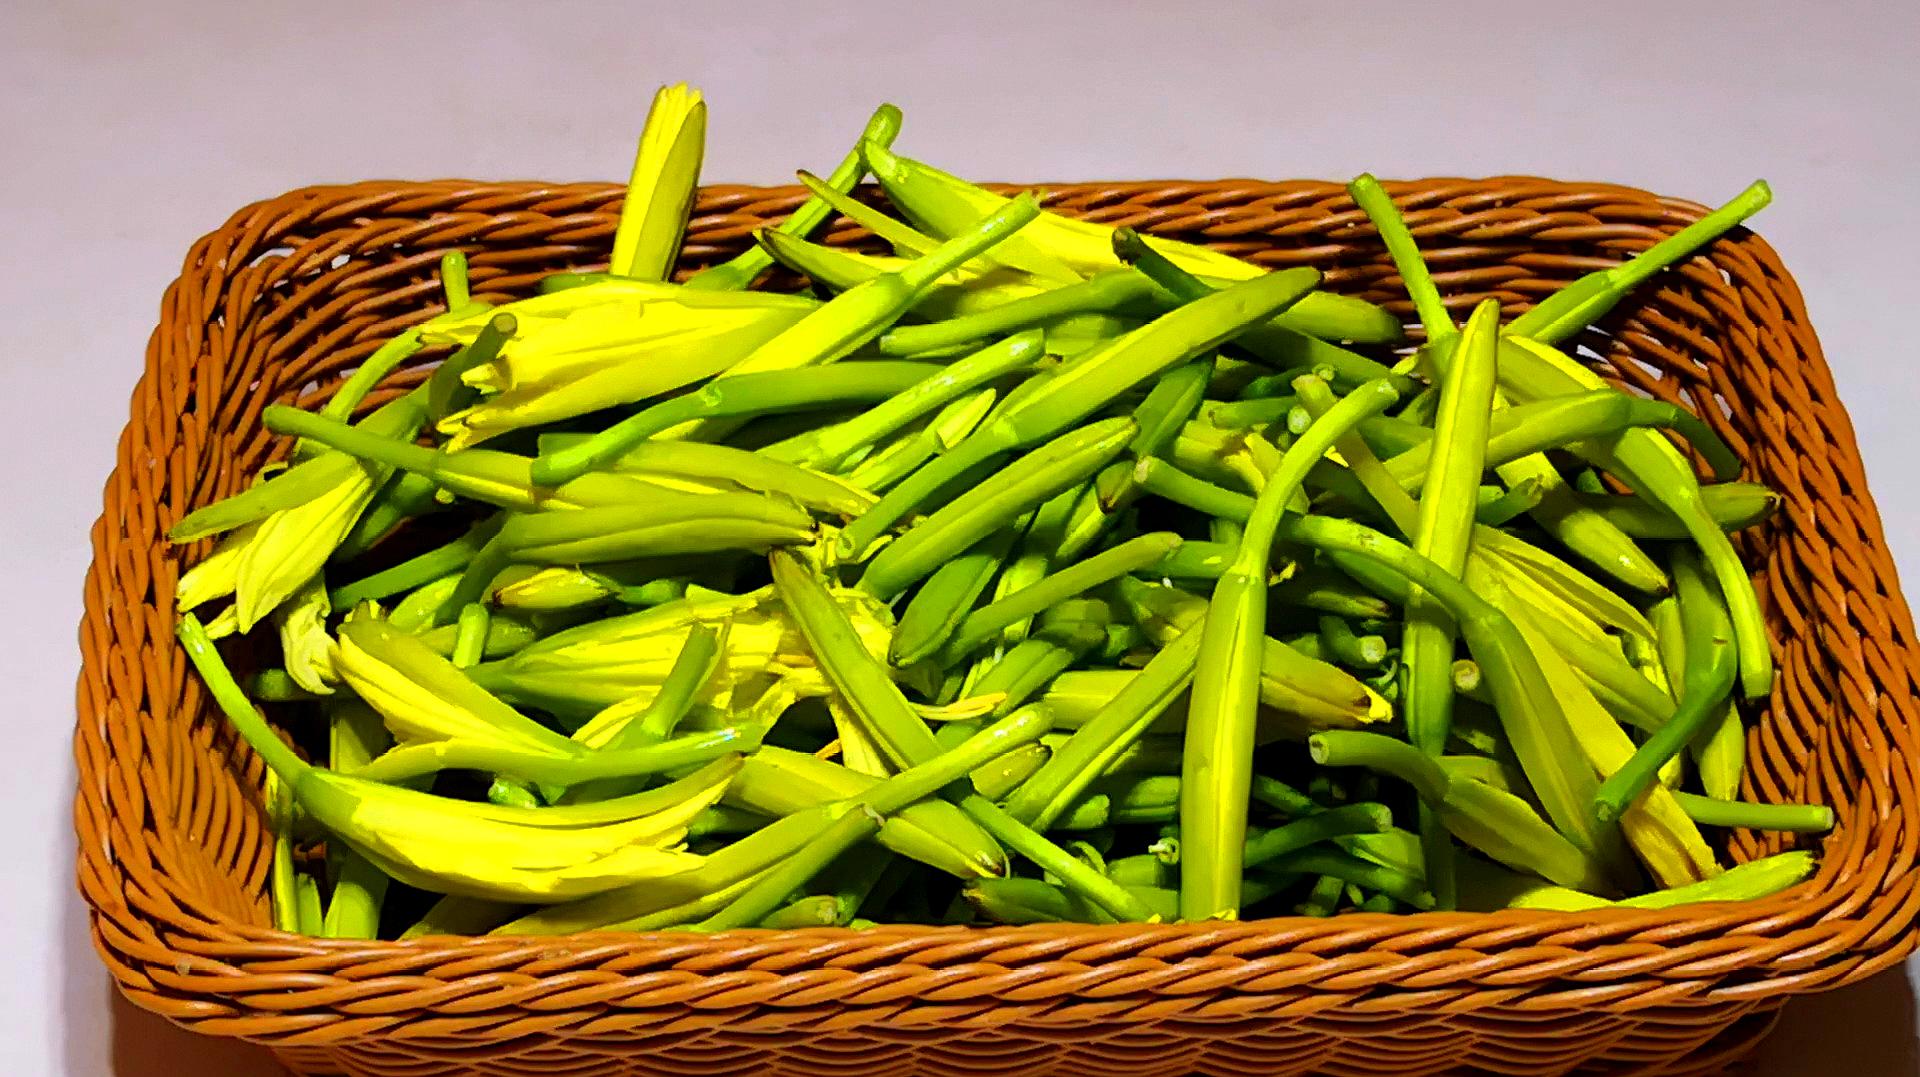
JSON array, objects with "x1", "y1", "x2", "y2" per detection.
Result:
[{"x1": 7, "y1": 1, "x2": 1918, "y2": 1072}]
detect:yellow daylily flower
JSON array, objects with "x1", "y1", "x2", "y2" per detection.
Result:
[
  {"x1": 334, "y1": 618, "x2": 583, "y2": 759},
  {"x1": 610, "y1": 83, "x2": 707, "y2": 281},
  {"x1": 429, "y1": 283, "x2": 816, "y2": 448},
  {"x1": 231, "y1": 463, "x2": 379, "y2": 631},
  {"x1": 472, "y1": 584, "x2": 895, "y2": 722}
]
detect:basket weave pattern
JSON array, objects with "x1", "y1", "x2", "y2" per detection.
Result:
[{"x1": 74, "y1": 177, "x2": 1920, "y2": 1076}]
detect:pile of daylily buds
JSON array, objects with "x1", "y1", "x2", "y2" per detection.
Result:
[{"x1": 171, "y1": 84, "x2": 1831, "y2": 939}]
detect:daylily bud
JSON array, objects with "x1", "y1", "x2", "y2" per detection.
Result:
[
  {"x1": 610, "y1": 83, "x2": 707, "y2": 281},
  {"x1": 491, "y1": 565, "x2": 622, "y2": 612}
]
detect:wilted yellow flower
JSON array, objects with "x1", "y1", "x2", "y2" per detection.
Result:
[
  {"x1": 610, "y1": 82, "x2": 707, "y2": 281},
  {"x1": 300, "y1": 753, "x2": 735, "y2": 901},
  {"x1": 334, "y1": 618, "x2": 583, "y2": 759},
  {"x1": 430, "y1": 283, "x2": 817, "y2": 448},
  {"x1": 175, "y1": 520, "x2": 254, "y2": 612},
  {"x1": 178, "y1": 465, "x2": 379, "y2": 634},
  {"x1": 232, "y1": 463, "x2": 379, "y2": 631},
  {"x1": 472, "y1": 584, "x2": 895, "y2": 722},
  {"x1": 864, "y1": 139, "x2": 1255, "y2": 282},
  {"x1": 275, "y1": 575, "x2": 337, "y2": 695}
]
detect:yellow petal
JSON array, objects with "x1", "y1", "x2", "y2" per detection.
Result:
[
  {"x1": 233, "y1": 470, "x2": 376, "y2": 631},
  {"x1": 175, "y1": 521, "x2": 255, "y2": 611}
]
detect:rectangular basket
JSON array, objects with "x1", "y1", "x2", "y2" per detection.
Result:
[{"x1": 74, "y1": 176, "x2": 1920, "y2": 1076}]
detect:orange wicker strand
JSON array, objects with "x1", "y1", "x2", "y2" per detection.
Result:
[{"x1": 74, "y1": 177, "x2": 1920, "y2": 1076}]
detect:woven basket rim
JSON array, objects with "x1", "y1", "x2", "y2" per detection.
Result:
[{"x1": 73, "y1": 175, "x2": 1920, "y2": 1049}]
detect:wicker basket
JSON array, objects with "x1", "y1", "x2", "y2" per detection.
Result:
[{"x1": 74, "y1": 176, "x2": 1920, "y2": 1076}]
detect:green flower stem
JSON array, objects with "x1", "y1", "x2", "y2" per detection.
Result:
[
  {"x1": 1347, "y1": 174, "x2": 1454, "y2": 344},
  {"x1": 771, "y1": 549, "x2": 1152, "y2": 921},
  {"x1": 504, "y1": 805, "x2": 835, "y2": 934},
  {"x1": 1297, "y1": 873, "x2": 1347, "y2": 916},
  {"x1": 1507, "y1": 181, "x2": 1770, "y2": 344},
  {"x1": 329, "y1": 519, "x2": 500, "y2": 610},
  {"x1": 528, "y1": 361, "x2": 944, "y2": 485},
  {"x1": 318, "y1": 330, "x2": 428, "y2": 426},
  {"x1": 685, "y1": 104, "x2": 903, "y2": 291},
  {"x1": 1244, "y1": 803, "x2": 1393, "y2": 868},
  {"x1": 700, "y1": 705, "x2": 1050, "y2": 930},
  {"x1": 964, "y1": 797, "x2": 1158, "y2": 920},
  {"x1": 966, "y1": 611, "x2": 1109, "y2": 715},
  {"x1": 1207, "y1": 396, "x2": 1298, "y2": 431},
  {"x1": 1262, "y1": 847, "x2": 1434, "y2": 909},
  {"x1": 1671, "y1": 792, "x2": 1833, "y2": 833},
  {"x1": 427, "y1": 313, "x2": 515, "y2": 423},
  {"x1": 783, "y1": 331, "x2": 1044, "y2": 469},
  {"x1": 1382, "y1": 388, "x2": 1741, "y2": 491},
  {"x1": 1276, "y1": 514, "x2": 1614, "y2": 865},
  {"x1": 728, "y1": 747, "x2": 1005, "y2": 879},
  {"x1": 177, "y1": 614, "x2": 307, "y2": 783},
  {"x1": 844, "y1": 388, "x2": 999, "y2": 493},
  {"x1": 1317, "y1": 615, "x2": 1388, "y2": 668},
  {"x1": 1271, "y1": 566, "x2": 1395, "y2": 620},
  {"x1": 1308, "y1": 731, "x2": 1451, "y2": 805},
  {"x1": 1475, "y1": 479, "x2": 1546, "y2": 527},
  {"x1": 169, "y1": 395, "x2": 426, "y2": 543},
  {"x1": 557, "y1": 624, "x2": 722, "y2": 805},
  {"x1": 1132, "y1": 455, "x2": 1258, "y2": 520},
  {"x1": 335, "y1": 471, "x2": 442, "y2": 560}
]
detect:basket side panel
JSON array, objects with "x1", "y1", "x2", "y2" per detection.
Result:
[{"x1": 265, "y1": 1001, "x2": 1780, "y2": 1076}]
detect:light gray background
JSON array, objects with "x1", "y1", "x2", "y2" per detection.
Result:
[{"x1": 6, "y1": 1, "x2": 1916, "y2": 1072}]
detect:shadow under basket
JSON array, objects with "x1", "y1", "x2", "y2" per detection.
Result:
[{"x1": 74, "y1": 176, "x2": 1920, "y2": 1076}]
